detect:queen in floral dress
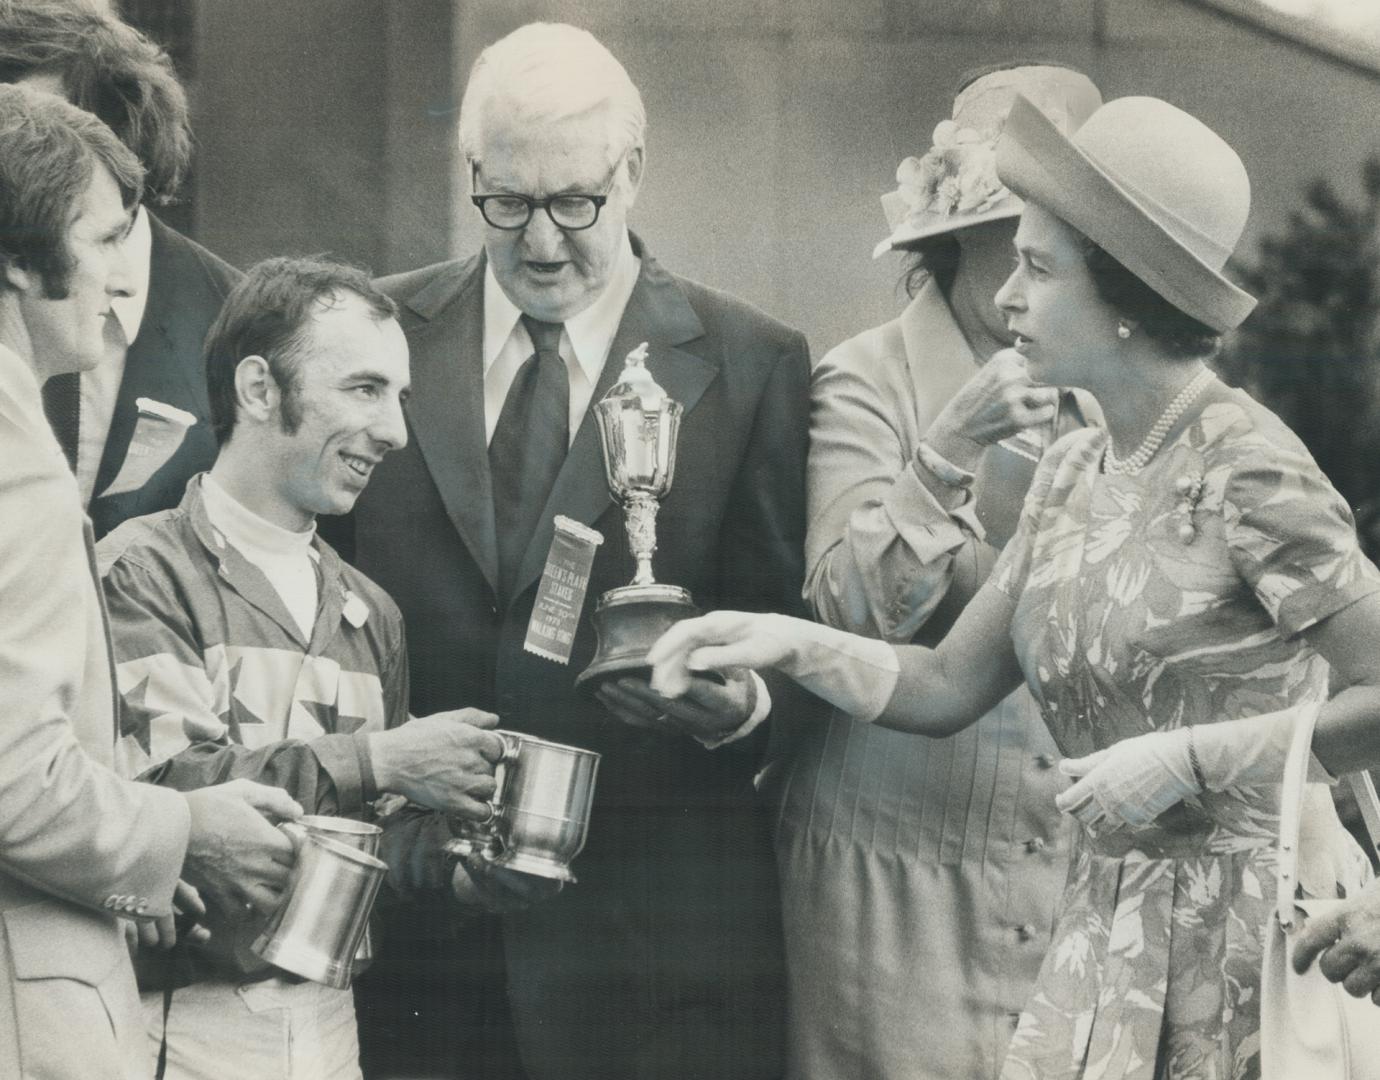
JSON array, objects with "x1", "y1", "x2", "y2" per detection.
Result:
[
  {"x1": 649, "y1": 94, "x2": 1380, "y2": 1080},
  {"x1": 990, "y1": 392, "x2": 1374, "y2": 1079}
]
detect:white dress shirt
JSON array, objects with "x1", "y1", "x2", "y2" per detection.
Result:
[
  {"x1": 76, "y1": 205, "x2": 153, "y2": 501},
  {"x1": 481, "y1": 229, "x2": 642, "y2": 447}
]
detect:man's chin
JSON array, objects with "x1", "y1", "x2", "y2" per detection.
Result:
[
  {"x1": 508, "y1": 279, "x2": 590, "y2": 324},
  {"x1": 323, "y1": 487, "x2": 366, "y2": 518}
]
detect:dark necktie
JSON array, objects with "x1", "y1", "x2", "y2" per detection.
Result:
[
  {"x1": 42, "y1": 372, "x2": 81, "y2": 474},
  {"x1": 490, "y1": 315, "x2": 570, "y2": 601}
]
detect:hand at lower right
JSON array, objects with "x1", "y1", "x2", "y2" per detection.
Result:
[
  {"x1": 182, "y1": 779, "x2": 301, "y2": 919},
  {"x1": 1293, "y1": 878, "x2": 1380, "y2": 1000}
]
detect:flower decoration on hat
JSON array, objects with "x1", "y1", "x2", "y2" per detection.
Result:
[
  {"x1": 895, "y1": 120, "x2": 1008, "y2": 225},
  {"x1": 872, "y1": 65, "x2": 1101, "y2": 259}
]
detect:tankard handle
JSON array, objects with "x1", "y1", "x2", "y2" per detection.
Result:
[{"x1": 443, "y1": 731, "x2": 523, "y2": 861}]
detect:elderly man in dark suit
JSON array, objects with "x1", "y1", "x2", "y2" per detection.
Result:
[
  {"x1": 343, "y1": 21, "x2": 809, "y2": 1080},
  {"x1": 0, "y1": 2, "x2": 239, "y2": 538}
]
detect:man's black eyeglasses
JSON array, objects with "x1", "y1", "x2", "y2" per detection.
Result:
[
  {"x1": 471, "y1": 191, "x2": 608, "y2": 231},
  {"x1": 470, "y1": 156, "x2": 623, "y2": 231}
]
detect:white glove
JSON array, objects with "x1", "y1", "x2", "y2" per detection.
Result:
[
  {"x1": 1056, "y1": 727, "x2": 1197, "y2": 829},
  {"x1": 647, "y1": 611, "x2": 900, "y2": 722},
  {"x1": 1056, "y1": 703, "x2": 1332, "y2": 832}
]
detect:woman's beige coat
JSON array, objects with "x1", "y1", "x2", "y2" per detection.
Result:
[{"x1": 768, "y1": 281, "x2": 1073, "y2": 1080}]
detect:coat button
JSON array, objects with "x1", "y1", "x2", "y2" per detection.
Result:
[
  {"x1": 1024, "y1": 837, "x2": 1046, "y2": 853},
  {"x1": 1035, "y1": 753, "x2": 1055, "y2": 769},
  {"x1": 1015, "y1": 924, "x2": 1035, "y2": 942}
]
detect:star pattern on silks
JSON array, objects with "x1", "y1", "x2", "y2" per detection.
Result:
[
  {"x1": 120, "y1": 673, "x2": 154, "y2": 751},
  {"x1": 297, "y1": 697, "x2": 339, "y2": 739},
  {"x1": 227, "y1": 654, "x2": 274, "y2": 746}
]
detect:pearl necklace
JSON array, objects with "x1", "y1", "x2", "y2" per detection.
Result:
[{"x1": 1103, "y1": 367, "x2": 1214, "y2": 476}]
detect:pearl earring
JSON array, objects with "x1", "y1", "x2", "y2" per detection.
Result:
[{"x1": 1117, "y1": 321, "x2": 1132, "y2": 340}]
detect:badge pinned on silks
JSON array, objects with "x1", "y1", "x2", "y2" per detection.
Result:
[
  {"x1": 523, "y1": 515, "x2": 604, "y2": 664},
  {"x1": 102, "y1": 397, "x2": 197, "y2": 496}
]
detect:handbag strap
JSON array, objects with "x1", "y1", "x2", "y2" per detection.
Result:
[{"x1": 1276, "y1": 701, "x2": 1380, "y2": 931}]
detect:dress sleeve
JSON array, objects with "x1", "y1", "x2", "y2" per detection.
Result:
[
  {"x1": 988, "y1": 434, "x2": 1067, "y2": 602},
  {"x1": 804, "y1": 333, "x2": 990, "y2": 642},
  {"x1": 1224, "y1": 437, "x2": 1380, "y2": 638}
]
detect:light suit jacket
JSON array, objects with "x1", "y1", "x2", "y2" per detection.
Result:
[{"x1": 0, "y1": 344, "x2": 188, "y2": 1079}]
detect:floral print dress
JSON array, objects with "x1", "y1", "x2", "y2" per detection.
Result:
[{"x1": 989, "y1": 389, "x2": 1380, "y2": 1080}]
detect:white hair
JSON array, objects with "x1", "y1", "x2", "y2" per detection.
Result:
[{"x1": 458, "y1": 23, "x2": 646, "y2": 169}]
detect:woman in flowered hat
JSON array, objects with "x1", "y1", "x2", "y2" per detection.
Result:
[
  {"x1": 769, "y1": 63, "x2": 1101, "y2": 1080},
  {"x1": 650, "y1": 94, "x2": 1380, "y2": 1079}
]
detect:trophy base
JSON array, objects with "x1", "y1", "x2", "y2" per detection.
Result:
[{"x1": 575, "y1": 583, "x2": 698, "y2": 691}]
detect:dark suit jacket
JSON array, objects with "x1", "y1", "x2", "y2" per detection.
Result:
[
  {"x1": 88, "y1": 212, "x2": 240, "y2": 540},
  {"x1": 347, "y1": 237, "x2": 810, "y2": 1080}
]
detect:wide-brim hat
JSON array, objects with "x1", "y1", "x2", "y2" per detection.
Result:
[
  {"x1": 873, "y1": 64, "x2": 1102, "y2": 258},
  {"x1": 996, "y1": 95, "x2": 1256, "y2": 332}
]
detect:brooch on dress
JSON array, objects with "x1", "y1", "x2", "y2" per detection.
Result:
[{"x1": 1174, "y1": 471, "x2": 1203, "y2": 543}]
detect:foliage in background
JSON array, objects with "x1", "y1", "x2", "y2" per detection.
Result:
[{"x1": 1216, "y1": 157, "x2": 1380, "y2": 559}]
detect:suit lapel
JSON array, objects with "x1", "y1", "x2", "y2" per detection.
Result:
[
  {"x1": 401, "y1": 257, "x2": 501, "y2": 592},
  {"x1": 510, "y1": 251, "x2": 716, "y2": 601},
  {"x1": 95, "y1": 215, "x2": 214, "y2": 498}
]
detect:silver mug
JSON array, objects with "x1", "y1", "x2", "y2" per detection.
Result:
[
  {"x1": 444, "y1": 730, "x2": 601, "y2": 882},
  {"x1": 251, "y1": 825, "x2": 386, "y2": 989},
  {"x1": 290, "y1": 815, "x2": 382, "y2": 973}
]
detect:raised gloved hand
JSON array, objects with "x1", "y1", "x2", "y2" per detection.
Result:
[
  {"x1": 647, "y1": 611, "x2": 899, "y2": 722},
  {"x1": 926, "y1": 347, "x2": 1061, "y2": 471},
  {"x1": 1056, "y1": 703, "x2": 1331, "y2": 832}
]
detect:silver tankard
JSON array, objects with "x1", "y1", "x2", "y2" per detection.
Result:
[
  {"x1": 288, "y1": 815, "x2": 382, "y2": 973},
  {"x1": 251, "y1": 825, "x2": 386, "y2": 989},
  {"x1": 445, "y1": 730, "x2": 600, "y2": 882}
]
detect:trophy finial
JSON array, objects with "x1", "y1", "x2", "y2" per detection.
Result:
[{"x1": 607, "y1": 342, "x2": 663, "y2": 410}]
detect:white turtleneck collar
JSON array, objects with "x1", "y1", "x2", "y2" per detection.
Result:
[{"x1": 201, "y1": 473, "x2": 319, "y2": 640}]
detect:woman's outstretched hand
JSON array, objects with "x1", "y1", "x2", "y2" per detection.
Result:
[
  {"x1": 648, "y1": 611, "x2": 797, "y2": 699},
  {"x1": 649, "y1": 611, "x2": 900, "y2": 721}
]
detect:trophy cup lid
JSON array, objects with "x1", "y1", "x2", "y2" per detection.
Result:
[{"x1": 602, "y1": 342, "x2": 668, "y2": 409}]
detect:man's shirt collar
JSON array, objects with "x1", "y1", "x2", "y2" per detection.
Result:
[{"x1": 482, "y1": 228, "x2": 641, "y2": 384}]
